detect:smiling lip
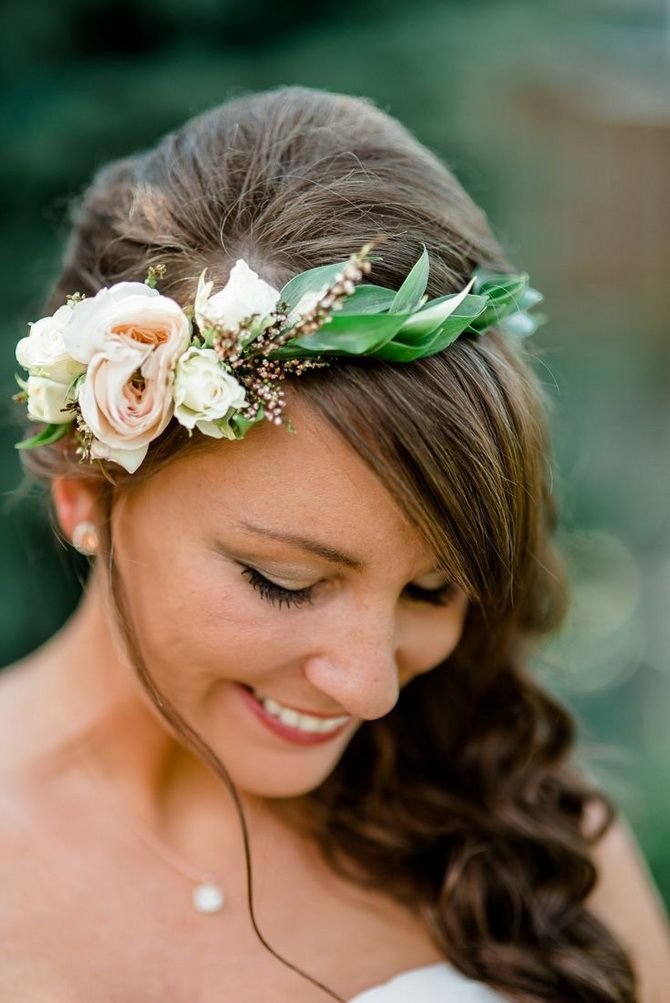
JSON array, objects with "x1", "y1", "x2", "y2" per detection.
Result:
[
  {"x1": 245, "y1": 686, "x2": 347, "y2": 719},
  {"x1": 235, "y1": 683, "x2": 351, "y2": 746}
]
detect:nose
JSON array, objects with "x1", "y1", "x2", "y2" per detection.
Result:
[{"x1": 303, "y1": 604, "x2": 400, "y2": 721}]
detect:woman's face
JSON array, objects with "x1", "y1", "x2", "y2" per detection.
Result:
[{"x1": 107, "y1": 393, "x2": 470, "y2": 799}]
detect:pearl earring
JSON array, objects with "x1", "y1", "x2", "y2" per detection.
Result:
[{"x1": 72, "y1": 521, "x2": 99, "y2": 556}]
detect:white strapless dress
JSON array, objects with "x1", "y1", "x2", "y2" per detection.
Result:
[{"x1": 348, "y1": 961, "x2": 508, "y2": 1002}]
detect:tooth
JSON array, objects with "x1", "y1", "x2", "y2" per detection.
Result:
[
  {"x1": 253, "y1": 688, "x2": 348, "y2": 732},
  {"x1": 295, "y1": 717, "x2": 321, "y2": 733},
  {"x1": 326, "y1": 717, "x2": 348, "y2": 730},
  {"x1": 279, "y1": 708, "x2": 300, "y2": 727}
]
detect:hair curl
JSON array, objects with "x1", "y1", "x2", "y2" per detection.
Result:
[{"x1": 16, "y1": 85, "x2": 636, "y2": 1002}]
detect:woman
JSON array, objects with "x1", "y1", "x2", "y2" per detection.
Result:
[{"x1": 1, "y1": 85, "x2": 668, "y2": 1002}]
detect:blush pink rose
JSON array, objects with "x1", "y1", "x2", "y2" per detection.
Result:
[{"x1": 65, "y1": 283, "x2": 192, "y2": 473}]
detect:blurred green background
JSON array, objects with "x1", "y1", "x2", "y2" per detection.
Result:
[{"x1": 1, "y1": 0, "x2": 668, "y2": 905}]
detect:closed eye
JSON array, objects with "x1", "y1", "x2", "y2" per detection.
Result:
[{"x1": 239, "y1": 566, "x2": 456, "y2": 610}]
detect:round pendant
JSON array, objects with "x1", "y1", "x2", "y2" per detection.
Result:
[{"x1": 192, "y1": 881, "x2": 225, "y2": 914}]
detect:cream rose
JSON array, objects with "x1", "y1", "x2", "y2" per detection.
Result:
[
  {"x1": 173, "y1": 347, "x2": 246, "y2": 439},
  {"x1": 65, "y1": 282, "x2": 192, "y2": 474},
  {"x1": 195, "y1": 260, "x2": 281, "y2": 332},
  {"x1": 25, "y1": 375, "x2": 73, "y2": 424},
  {"x1": 87, "y1": 436, "x2": 149, "y2": 474},
  {"x1": 61, "y1": 281, "x2": 190, "y2": 364},
  {"x1": 16, "y1": 302, "x2": 86, "y2": 384}
]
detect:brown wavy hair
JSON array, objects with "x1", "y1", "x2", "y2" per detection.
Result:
[{"x1": 15, "y1": 85, "x2": 637, "y2": 1002}]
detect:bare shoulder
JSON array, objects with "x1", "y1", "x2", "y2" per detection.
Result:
[
  {"x1": 0, "y1": 645, "x2": 72, "y2": 770},
  {"x1": 583, "y1": 798, "x2": 670, "y2": 1003},
  {"x1": 0, "y1": 657, "x2": 50, "y2": 831},
  {"x1": 0, "y1": 656, "x2": 45, "y2": 772},
  {"x1": 0, "y1": 654, "x2": 64, "y2": 836}
]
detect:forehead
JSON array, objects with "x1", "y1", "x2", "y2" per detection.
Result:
[{"x1": 147, "y1": 392, "x2": 433, "y2": 568}]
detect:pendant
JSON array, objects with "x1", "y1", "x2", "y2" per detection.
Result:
[{"x1": 192, "y1": 881, "x2": 225, "y2": 913}]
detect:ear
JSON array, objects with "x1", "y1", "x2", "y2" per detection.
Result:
[{"x1": 51, "y1": 476, "x2": 102, "y2": 546}]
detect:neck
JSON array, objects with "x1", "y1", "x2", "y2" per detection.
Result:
[{"x1": 18, "y1": 564, "x2": 286, "y2": 867}]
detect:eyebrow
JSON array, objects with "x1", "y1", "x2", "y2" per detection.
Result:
[
  {"x1": 232, "y1": 519, "x2": 448, "y2": 581},
  {"x1": 233, "y1": 519, "x2": 364, "y2": 570}
]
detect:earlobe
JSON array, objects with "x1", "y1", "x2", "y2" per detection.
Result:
[{"x1": 52, "y1": 476, "x2": 101, "y2": 548}]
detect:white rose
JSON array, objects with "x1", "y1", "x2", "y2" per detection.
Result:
[
  {"x1": 195, "y1": 260, "x2": 280, "y2": 332},
  {"x1": 173, "y1": 347, "x2": 246, "y2": 439},
  {"x1": 16, "y1": 302, "x2": 86, "y2": 384},
  {"x1": 68, "y1": 284, "x2": 192, "y2": 473},
  {"x1": 25, "y1": 375, "x2": 73, "y2": 424}
]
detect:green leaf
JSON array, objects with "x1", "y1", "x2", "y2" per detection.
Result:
[
  {"x1": 471, "y1": 266, "x2": 516, "y2": 295},
  {"x1": 468, "y1": 272, "x2": 531, "y2": 332},
  {"x1": 200, "y1": 325, "x2": 218, "y2": 349},
  {"x1": 517, "y1": 286, "x2": 544, "y2": 311},
  {"x1": 228, "y1": 411, "x2": 264, "y2": 439},
  {"x1": 497, "y1": 309, "x2": 547, "y2": 338},
  {"x1": 269, "y1": 259, "x2": 544, "y2": 368},
  {"x1": 372, "y1": 313, "x2": 475, "y2": 361},
  {"x1": 388, "y1": 246, "x2": 429, "y2": 314},
  {"x1": 335, "y1": 285, "x2": 396, "y2": 315},
  {"x1": 472, "y1": 269, "x2": 527, "y2": 300},
  {"x1": 368, "y1": 340, "x2": 428, "y2": 362},
  {"x1": 398, "y1": 287, "x2": 487, "y2": 339},
  {"x1": 417, "y1": 318, "x2": 476, "y2": 354},
  {"x1": 15, "y1": 421, "x2": 72, "y2": 450},
  {"x1": 66, "y1": 372, "x2": 86, "y2": 401},
  {"x1": 278, "y1": 260, "x2": 350, "y2": 314},
  {"x1": 272, "y1": 313, "x2": 410, "y2": 359}
]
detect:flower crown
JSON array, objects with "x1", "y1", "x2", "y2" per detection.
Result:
[{"x1": 12, "y1": 238, "x2": 545, "y2": 474}]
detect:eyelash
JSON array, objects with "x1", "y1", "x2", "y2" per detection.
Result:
[{"x1": 240, "y1": 566, "x2": 456, "y2": 610}]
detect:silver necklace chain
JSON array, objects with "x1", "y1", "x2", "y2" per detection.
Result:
[{"x1": 62, "y1": 720, "x2": 226, "y2": 915}]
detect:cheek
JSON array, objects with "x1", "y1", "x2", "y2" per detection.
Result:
[
  {"x1": 124, "y1": 547, "x2": 298, "y2": 689},
  {"x1": 399, "y1": 601, "x2": 469, "y2": 682}
]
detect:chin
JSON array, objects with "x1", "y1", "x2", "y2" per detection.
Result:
[
  {"x1": 222, "y1": 755, "x2": 346, "y2": 801},
  {"x1": 192, "y1": 677, "x2": 360, "y2": 800}
]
